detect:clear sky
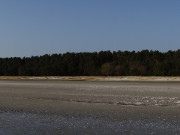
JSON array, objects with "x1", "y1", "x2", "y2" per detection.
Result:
[{"x1": 0, "y1": 0, "x2": 180, "y2": 57}]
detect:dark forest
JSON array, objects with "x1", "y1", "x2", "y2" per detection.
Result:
[{"x1": 0, "y1": 50, "x2": 180, "y2": 76}]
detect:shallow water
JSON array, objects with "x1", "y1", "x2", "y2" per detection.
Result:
[{"x1": 0, "y1": 112, "x2": 179, "y2": 135}]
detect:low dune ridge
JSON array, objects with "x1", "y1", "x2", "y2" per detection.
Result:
[{"x1": 0, "y1": 76, "x2": 180, "y2": 81}]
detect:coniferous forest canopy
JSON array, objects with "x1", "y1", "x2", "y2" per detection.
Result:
[{"x1": 0, "y1": 50, "x2": 180, "y2": 76}]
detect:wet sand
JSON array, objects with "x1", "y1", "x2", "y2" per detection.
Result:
[{"x1": 0, "y1": 80, "x2": 180, "y2": 134}]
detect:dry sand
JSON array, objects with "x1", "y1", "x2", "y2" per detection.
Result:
[{"x1": 0, "y1": 76, "x2": 180, "y2": 81}]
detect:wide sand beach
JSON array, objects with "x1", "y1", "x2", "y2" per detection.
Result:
[{"x1": 0, "y1": 77, "x2": 180, "y2": 134}]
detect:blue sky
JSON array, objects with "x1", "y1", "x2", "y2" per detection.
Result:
[{"x1": 0, "y1": 0, "x2": 180, "y2": 57}]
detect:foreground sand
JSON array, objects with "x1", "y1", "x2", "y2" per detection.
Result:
[
  {"x1": 0, "y1": 80, "x2": 180, "y2": 115},
  {"x1": 0, "y1": 80, "x2": 180, "y2": 134}
]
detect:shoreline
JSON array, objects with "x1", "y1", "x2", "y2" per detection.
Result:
[{"x1": 0, "y1": 76, "x2": 180, "y2": 81}]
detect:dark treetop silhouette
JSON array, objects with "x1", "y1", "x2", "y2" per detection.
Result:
[{"x1": 0, "y1": 50, "x2": 180, "y2": 76}]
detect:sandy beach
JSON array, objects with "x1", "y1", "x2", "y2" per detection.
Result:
[
  {"x1": 0, "y1": 76, "x2": 180, "y2": 81},
  {"x1": 0, "y1": 78, "x2": 180, "y2": 134}
]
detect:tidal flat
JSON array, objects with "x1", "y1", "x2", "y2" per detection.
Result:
[{"x1": 0, "y1": 80, "x2": 180, "y2": 134}]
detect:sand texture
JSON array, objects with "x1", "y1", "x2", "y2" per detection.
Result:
[{"x1": 0, "y1": 80, "x2": 180, "y2": 134}]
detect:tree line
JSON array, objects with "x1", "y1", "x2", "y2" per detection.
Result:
[{"x1": 0, "y1": 50, "x2": 180, "y2": 76}]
